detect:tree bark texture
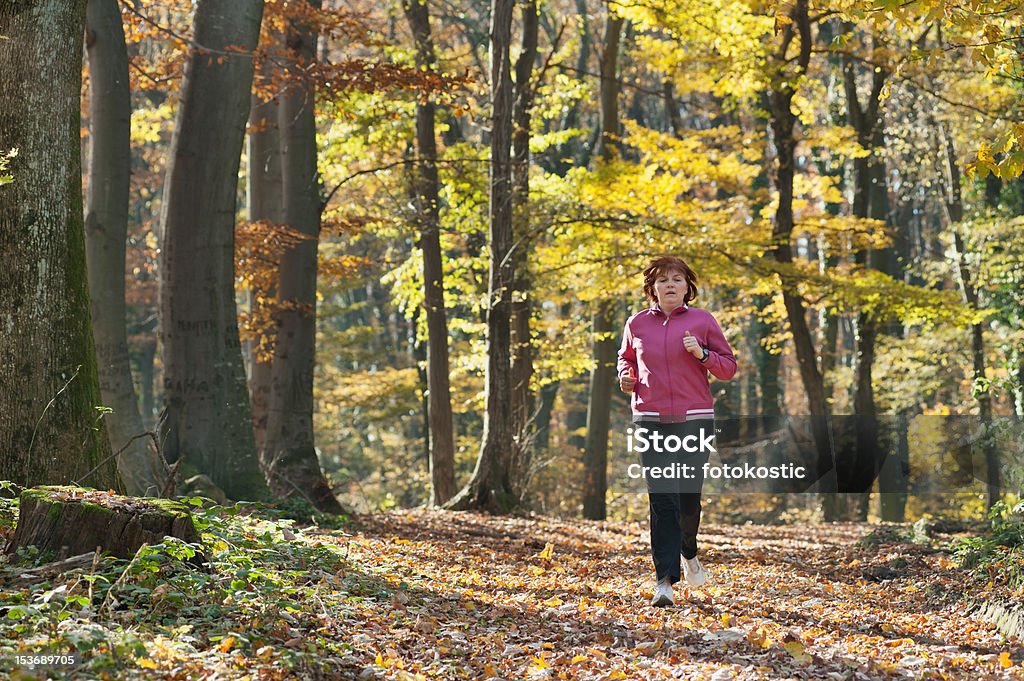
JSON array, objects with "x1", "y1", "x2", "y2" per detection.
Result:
[
  {"x1": 403, "y1": 0, "x2": 456, "y2": 506},
  {"x1": 510, "y1": 0, "x2": 539, "y2": 492},
  {"x1": 0, "y1": 0, "x2": 120, "y2": 491},
  {"x1": 246, "y1": 58, "x2": 283, "y2": 454},
  {"x1": 595, "y1": 9, "x2": 624, "y2": 163},
  {"x1": 447, "y1": 0, "x2": 517, "y2": 513},
  {"x1": 136, "y1": 336, "x2": 157, "y2": 428},
  {"x1": 85, "y1": 0, "x2": 162, "y2": 496},
  {"x1": 159, "y1": 0, "x2": 269, "y2": 501},
  {"x1": 582, "y1": 5, "x2": 624, "y2": 520},
  {"x1": 260, "y1": 0, "x2": 342, "y2": 514}
]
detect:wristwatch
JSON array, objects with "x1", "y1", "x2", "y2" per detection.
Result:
[{"x1": 699, "y1": 347, "x2": 709, "y2": 363}]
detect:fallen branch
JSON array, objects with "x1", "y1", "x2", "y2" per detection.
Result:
[{"x1": 0, "y1": 551, "x2": 98, "y2": 587}]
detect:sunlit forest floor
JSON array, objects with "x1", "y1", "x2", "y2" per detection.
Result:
[{"x1": 1, "y1": 503, "x2": 1022, "y2": 680}]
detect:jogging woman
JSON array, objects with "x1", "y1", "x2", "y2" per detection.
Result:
[{"x1": 617, "y1": 255, "x2": 737, "y2": 607}]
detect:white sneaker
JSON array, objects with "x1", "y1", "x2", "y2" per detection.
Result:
[
  {"x1": 683, "y1": 555, "x2": 707, "y2": 587},
  {"x1": 650, "y1": 577, "x2": 674, "y2": 607}
]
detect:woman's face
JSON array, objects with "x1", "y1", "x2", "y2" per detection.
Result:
[{"x1": 653, "y1": 268, "x2": 686, "y2": 311}]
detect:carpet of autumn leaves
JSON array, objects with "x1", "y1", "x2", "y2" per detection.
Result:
[
  {"x1": 328, "y1": 510, "x2": 1023, "y2": 681},
  {"x1": 2, "y1": 501, "x2": 1023, "y2": 680}
]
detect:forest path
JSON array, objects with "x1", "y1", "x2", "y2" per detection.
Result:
[{"x1": 319, "y1": 509, "x2": 1023, "y2": 680}]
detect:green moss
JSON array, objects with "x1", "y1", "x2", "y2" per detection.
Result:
[
  {"x1": 21, "y1": 486, "x2": 192, "y2": 519},
  {"x1": 80, "y1": 501, "x2": 114, "y2": 514},
  {"x1": 137, "y1": 496, "x2": 192, "y2": 519},
  {"x1": 23, "y1": 485, "x2": 92, "y2": 502}
]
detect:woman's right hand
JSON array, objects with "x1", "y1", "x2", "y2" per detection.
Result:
[{"x1": 619, "y1": 367, "x2": 636, "y2": 393}]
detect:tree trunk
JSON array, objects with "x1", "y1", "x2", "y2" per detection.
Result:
[
  {"x1": 85, "y1": 0, "x2": 161, "y2": 496},
  {"x1": 447, "y1": 0, "x2": 517, "y2": 513},
  {"x1": 0, "y1": 0, "x2": 120, "y2": 491},
  {"x1": 246, "y1": 54, "x2": 283, "y2": 453},
  {"x1": 583, "y1": 301, "x2": 617, "y2": 520},
  {"x1": 752, "y1": 300, "x2": 783, "y2": 434},
  {"x1": 820, "y1": 307, "x2": 839, "y2": 401},
  {"x1": 159, "y1": 0, "x2": 269, "y2": 501},
  {"x1": 942, "y1": 131, "x2": 1000, "y2": 509},
  {"x1": 595, "y1": 8, "x2": 624, "y2": 163},
  {"x1": 767, "y1": 0, "x2": 837, "y2": 518},
  {"x1": 136, "y1": 336, "x2": 157, "y2": 429},
  {"x1": 510, "y1": 0, "x2": 539, "y2": 495},
  {"x1": 879, "y1": 411, "x2": 909, "y2": 521},
  {"x1": 260, "y1": 0, "x2": 341, "y2": 514},
  {"x1": 581, "y1": 3, "x2": 624, "y2": 521},
  {"x1": 533, "y1": 381, "x2": 559, "y2": 453},
  {"x1": 566, "y1": 383, "x2": 588, "y2": 450},
  {"x1": 663, "y1": 80, "x2": 685, "y2": 138},
  {"x1": 842, "y1": 41, "x2": 889, "y2": 521},
  {"x1": 403, "y1": 0, "x2": 456, "y2": 506}
]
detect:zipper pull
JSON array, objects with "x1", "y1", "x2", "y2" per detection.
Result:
[{"x1": 662, "y1": 316, "x2": 668, "y2": 327}]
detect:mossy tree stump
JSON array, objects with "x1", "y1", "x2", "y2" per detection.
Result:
[{"x1": 6, "y1": 486, "x2": 200, "y2": 560}]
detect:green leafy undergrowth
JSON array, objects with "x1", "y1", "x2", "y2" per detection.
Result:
[
  {"x1": 0, "y1": 497, "x2": 373, "y2": 680},
  {"x1": 954, "y1": 500, "x2": 1024, "y2": 590}
]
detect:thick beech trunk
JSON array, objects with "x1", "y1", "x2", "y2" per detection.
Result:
[
  {"x1": 85, "y1": 0, "x2": 161, "y2": 495},
  {"x1": 260, "y1": 0, "x2": 342, "y2": 513},
  {"x1": 0, "y1": 0, "x2": 119, "y2": 490},
  {"x1": 159, "y1": 0, "x2": 269, "y2": 500}
]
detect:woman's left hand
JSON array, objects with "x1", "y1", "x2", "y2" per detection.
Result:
[{"x1": 683, "y1": 331, "x2": 704, "y2": 359}]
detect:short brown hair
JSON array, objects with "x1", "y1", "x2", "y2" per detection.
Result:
[{"x1": 642, "y1": 256, "x2": 698, "y2": 304}]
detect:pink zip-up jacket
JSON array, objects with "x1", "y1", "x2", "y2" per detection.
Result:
[{"x1": 617, "y1": 304, "x2": 737, "y2": 422}]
